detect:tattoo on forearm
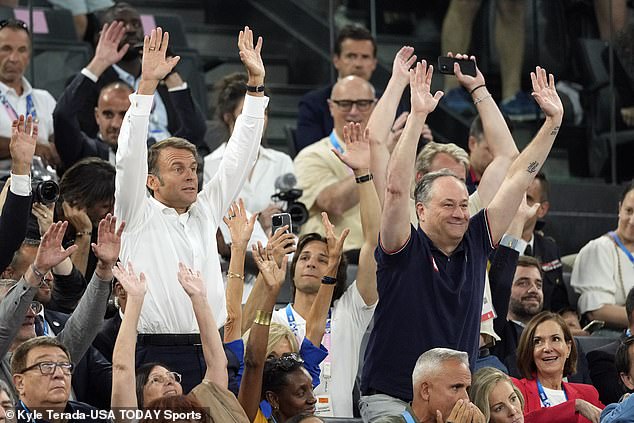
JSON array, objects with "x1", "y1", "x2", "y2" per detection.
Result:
[
  {"x1": 550, "y1": 126, "x2": 560, "y2": 136},
  {"x1": 527, "y1": 161, "x2": 539, "y2": 174}
]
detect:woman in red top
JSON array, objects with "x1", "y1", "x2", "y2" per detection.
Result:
[{"x1": 512, "y1": 311, "x2": 604, "y2": 423}]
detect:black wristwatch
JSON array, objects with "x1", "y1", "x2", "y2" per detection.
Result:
[{"x1": 246, "y1": 84, "x2": 265, "y2": 93}]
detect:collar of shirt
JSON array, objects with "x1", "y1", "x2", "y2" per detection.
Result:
[
  {"x1": 419, "y1": 225, "x2": 467, "y2": 257},
  {"x1": 112, "y1": 64, "x2": 138, "y2": 87},
  {"x1": 527, "y1": 234, "x2": 535, "y2": 250},
  {"x1": 148, "y1": 195, "x2": 199, "y2": 220},
  {"x1": 0, "y1": 76, "x2": 33, "y2": 98}
]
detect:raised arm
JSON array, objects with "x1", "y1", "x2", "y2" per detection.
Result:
[
  {"x1": 239, "y1": 243, "x2": 287, "y2": 422},
  {"x1": 61, "y1": 201, "x2": 93, "y2": 276},
  {"x1": 177, "y1": 263, "x2": 228, "y2": 387},
  {"x1": 333, "y1": 123, "x2": 379, "y2": 304},
  {"x1": 110, "y1": 262, "x2": 146, "y2": 413},
  {"x1": 115, "y1": 27, "x2": 179, "y2": 230},
  {"x1": 367, "y1": 46, "x2": 416, "y2": 205},
  {"x1": 486, "y1": 67, "x2": 564, "y2": 244},
  {"x1": 0, "y1": 116, "x2": 36, "y2": 271},
  {"x1": 381, "y1": 61, "x2": 443, "y2": 252},
  {"x1": 451, "y1": 53, "x2": 519, "y2": 207},
  {"x1": 199, "y1": 26, "x2": 268, "y2": 221},
  {"x1": 223, "y1": 199, "x2": 257, "y2": 343},
  {"x1": 241, "y1": 228, "x2": 295, "y2": 334}
]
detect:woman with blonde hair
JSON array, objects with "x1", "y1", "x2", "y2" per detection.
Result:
[{"x1": 471, "y1": 367, "x2": 524, "y2": 423}]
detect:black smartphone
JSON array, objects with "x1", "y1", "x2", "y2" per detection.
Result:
[
  {"x1": 437, "y1": 56, "x2": 477, "y2": 77},
  {"x1": 271, "y1": 213, "x2": 292, "y2": 235}
]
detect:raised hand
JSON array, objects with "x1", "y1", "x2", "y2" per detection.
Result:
[
  {"x1": 238, "y1": 26, "x2": 265, "y2": 84},
  {"x1": 222, "y1": 199, "x2": 258, "y2": 249},
  {"x1": 448, "y1": 52, "x2": 486, "y2": 93},
  {"x1": 9, "y1": 115, "x2": 37, "y2": 174},
  {"x1": 62, "y1": 201, "x2": 92, "y2": 234},
  {"x1": 141, "y1": 27, "x2": 180, "y2": 82},
  {"x1": 410, "y1": 61, "x2": 444, "y2": 116},
  {"x1": 32, "y1": 202, "x2": 54, "y2": 236},
  {"x1": 112, "y1": 262, "x2": 146, "y2": 298},
  {"x1": 89, "y1": 21, "x2": 130, "y2": 75},
  {"x1": 253, "y1": 241, "x2": 287, "y2": 293},
  {"x1": 91, "y1": 214, "x2": 125, "y2": 268},
  {"x1": 391, "y1": 46, "x2": 417, "y2": 88},
  {"x1": 321, "y1": 212, "x2": 349, "y2": 270},
  {"x1": 269, "y1": 226, "x2": 296, "y2": 267},
  {"x1": 333, "y1": 122, "x2": 371, "y2": 171},
  {"x1": 177, "y1": 262, "x2": 206, "y2": 298},
  {"x1": 530, "y1": 66, "x2": 563, "y2": 119},
  {"x1": 33, "y1": 221, "x2": 78, "y2": 273}
]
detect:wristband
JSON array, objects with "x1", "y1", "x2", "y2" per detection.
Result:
[
  {"x1": 469, "y1": 84, "x2": 486, "y2": 96},
  {"x1": 355, "y1": 173, "x2": 373, "y2": 184},
  {"x1": 76, "y1": 231, "x2": 92, "y2": 237},
  {"x1": 254, "y1": 310, "x2": 272, "y2": 326},
  {"x1": 30, "y1": 264, "x2": 47, "y2": 287},
  {"x1": 246, "y1": 84, "x2": 265, "y2": 93},
  {"x1": 321, "y1": 276, "x2": 337, "y2": 285},
  {"x1": 227, "y1": 271, "x2": 244, "y2": 280}
]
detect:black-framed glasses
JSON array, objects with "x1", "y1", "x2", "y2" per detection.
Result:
[
  {"x1": 29, "y1": 301, "x2": 42, "y2": 314},
  {"x1": 20, "y1": 361, "x2": 74, "y2": 376},
  {"x1": 0, "y1": 19, "x2": 29, "y2": 33},
  {"x1": 330, "y1": 99, "x2": 375, "y2": 112},
  {"x1": 148, "y1": 371, "x2": 182, "y2": 385}
]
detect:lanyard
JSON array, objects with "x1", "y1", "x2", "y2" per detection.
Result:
[
  {"x1": 285, "y1": 304, "x2": 299, "y2": 336},
  {"x1": 609, "y1": 231, "x2": 634, "y2": 265},
  {"x1": 329, "y1": 131, "x2": 344, "y2": 154},
  {"x1": 19, "y1": 400, "x2": 39, "y2": 422},
  {"x1": 536, "y1": 380, "x2": 567, "y2": 407},
  {"x1": 401, "y1": 410, "x2": 417, "y2": 423},
  {"x1": 0, "y1": 92, "x2": 37, "y2": 121}
]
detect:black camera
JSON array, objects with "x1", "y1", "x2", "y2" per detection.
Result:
[
  {"x1": 31, "y1": 157, "x2": 59, "y2": 204},
  {"x1": 272, "y1": 174, "x2": 309, "y2": 231}
]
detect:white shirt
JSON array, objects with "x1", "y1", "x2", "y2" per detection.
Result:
[
  {"x1": 115, "y1": 93, "x2": 268, "y2": 333},
  {"x1": 0, "y1": 78, "x2": 56, "y2": 169},
  {"x1": 272, "y1": 282, "x2": 376, "y2": 417},
  {"x1": 204, "y1": 144, "x2": 295, "y2": 214}
]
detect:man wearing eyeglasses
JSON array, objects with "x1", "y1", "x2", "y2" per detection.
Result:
[
  {"x1": 11, "y1": 337, "x2": 110, "y2": 422},
  {"x1": 294, "y1": 75, "x2": 375, "y2": 260},
  {"x1": 0, "y1": 19, "x2": 60, "y2": 168}
]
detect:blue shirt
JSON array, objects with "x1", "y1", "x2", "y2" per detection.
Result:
[{"x1": 361, "y1": 210, "x2": 494, "y2": 401}]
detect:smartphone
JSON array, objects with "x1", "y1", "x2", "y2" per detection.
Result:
[
  {"x1": 437, "y1": 56, "x2": 477, "y2": 77},
  {"x1": 271, "y1": 212, "x2": 292, "y2": 235},
  {"x1": 582, "y1": 320, "x2": 605, "y2": 333}
]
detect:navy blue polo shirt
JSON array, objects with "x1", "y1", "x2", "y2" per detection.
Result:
[{"x1": 361, "y1": 210, "x2": 494, "y2": 402}]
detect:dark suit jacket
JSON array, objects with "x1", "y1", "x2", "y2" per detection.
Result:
[
  {"x1": 92, "y1": 312, "x2": 121, "y2": 363},
  {"x1": 69, "y1": 67, "x2": 209, "y2": 157},
  {"x1": 587, "y1": 339, "x2": 627, "y2": 405},
  {"x1": 295, "y1": 85, "x2": 333, "y2": 152},
  {"x1": 0, "y1": 189, "x2": 31, "y2": 271},
  {"x1": 513, "y1": 377, "x2": 604, "y2": 423},
  {"x1": 531, "y1": 231, "x2": 569, "y2": 312},
  {"x1": 45, "y1": 309, "x2": 112, "y2": 410}
]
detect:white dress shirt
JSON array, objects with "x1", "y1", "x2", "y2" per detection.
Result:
[{"x1": 115, "y1": 93, "x2": 269, "y2": 333}]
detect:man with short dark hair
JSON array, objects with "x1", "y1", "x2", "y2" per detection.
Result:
[
  {"x1": 295, "y1": 25, "x2": 378, "y2": 151},
  {"x1": 374, "y1": 348, "x2": 485, "y2": 423},
  {"x1": 72, "y1": 4, "x2": 207, "y2": 153},
  {"x1": 114, "y1": 27, "x2": 267, "y2": 390},
  {"x1": 11, "y1": 337, "x2": 109, "y2": 421},
  {"x1": 0, "y1": 19, "x2": 59, "y2": 167}
]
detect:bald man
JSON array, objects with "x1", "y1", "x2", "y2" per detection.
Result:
[{"x1": 294, "y1": 75, "x2": 376, "y2": 257}]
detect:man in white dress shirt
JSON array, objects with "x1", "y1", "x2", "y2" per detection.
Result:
[{"x1": 114, "y1": 26, "x2": 268, "y2": 391}]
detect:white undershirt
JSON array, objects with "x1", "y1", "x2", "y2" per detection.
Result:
[{"x1": 542, "y1": 386, "x2": 567, "y2": 406}]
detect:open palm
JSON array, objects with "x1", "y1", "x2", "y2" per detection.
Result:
[
  {"x1": 410, "y1": 61, "x2": 444, "y2": 115},
  {"x1": 10, "y1": 115, "x2": 37, "y2": 165},
  {"x1": 530, "y1": 66, "x2": 563, "y2": 119},
  {"x1": 333, "y1": 122, "x2": 370, "y2": 171},
  {"x1": 141, "y1": 27, "x2": 180, "y2": 81}
]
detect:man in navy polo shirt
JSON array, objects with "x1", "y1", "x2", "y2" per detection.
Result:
[{"x1": 359, "y1": 60, "x2": 564, "y2": 422}]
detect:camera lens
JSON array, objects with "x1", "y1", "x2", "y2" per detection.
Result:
[{"x1": 33, "y1": 180, "x2": 60, "y2": 204}]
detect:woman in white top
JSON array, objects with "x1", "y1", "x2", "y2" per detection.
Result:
[
  {"x1": 571, "y1": 181, "x2": 634, "y2": 331},
  {"x1": 204, "y1": 73, "x2": 295, "y2": 234}
]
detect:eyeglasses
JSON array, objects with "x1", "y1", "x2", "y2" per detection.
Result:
[
  {"x1": 330, "y1": 99, "x2": 375, "y2": 112},
  {"x1": 148, "y1": 371, "x2": 182, "y2": 385},
  {"x1": 30, "y1": 301, "x2": 43, "y2": 314},
  {"x1": 0, "y1": 19, "x2": 29, "y2": 33},
  {"x1": 21, "y1": 361, "x2": 74, "y2": 375}
]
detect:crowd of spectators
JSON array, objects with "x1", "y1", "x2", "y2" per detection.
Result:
[{"x1": 0, "y1": 1, "x2": 633, "y2": 423}]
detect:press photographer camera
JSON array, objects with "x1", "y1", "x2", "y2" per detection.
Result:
[
  {"x1": 271, "y1": 173, "x2": 308, "y2": 232},
  {"x1": 31, "y1": 156, "x2": 59, "y2": 204}
]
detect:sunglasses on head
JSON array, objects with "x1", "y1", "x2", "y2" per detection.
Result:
[{"x1": 0, "y1": 19, "x2": 29, "y2": 34}]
